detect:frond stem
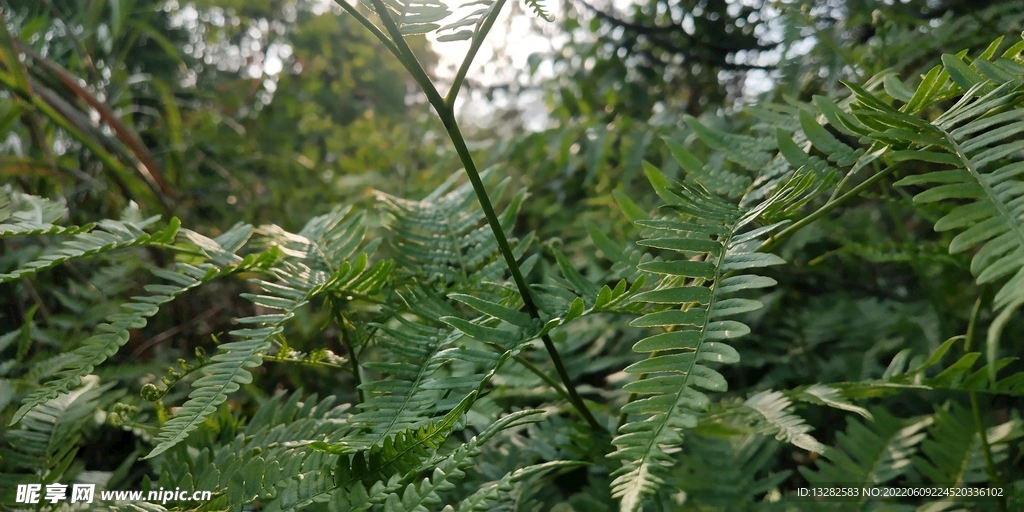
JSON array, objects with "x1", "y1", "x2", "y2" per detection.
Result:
[
  {"x1": 759, "y1": 162, "x2": 902, "y2": 253},
  {"x1": 513, "y1": 355, "x2": 572, "y2": 402},
  {"x1": 965, "y1": 292, "x2": 1004, "y2": 511},
  {"x1": 329, "y1": 1, "x2": 401, "y2": 57},
  {"x1": 337, "y1": 309, "x2": 365, "y2": 404},
  {"x1": 439, "y1": 105, "x2": 605, "y2": 433},
  {"x1": 340, "y1": 0, "x2": 605, "y2": 432},
  {"x1": 446, "y1": 0, "x2": 508, "y2": 108}
]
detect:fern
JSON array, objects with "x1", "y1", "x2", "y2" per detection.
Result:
[
  {"x1": 362, "y1": 0, "x2": 451, "y2": 35},
  {"x1": 354, "y1": 412, "x2": 560, "y2": 512},
  {"x1": 823, "y1": 336, "x2": 1024, "y2": 400},
  {"x1": 347, "y1": 287, "x2": 466, "y2": 442},
  {"x1": 342, "y1": 175, "x2": 536, "y2": 448},
  {"x1": 436, "y1": 0, "x2": 499, "y2": 42},
  {"x1": 914, "y1": 403, "x2": 1023, "y2": 487},
  {"x1": 11, "y1": 251, "x2": 273, "y2": 426},
  {"x1": 800, "y1": 409, "x2": 931, "y2": 492},
  {"x1": 0, "y1": 375, "x2": 110, "y2": 502},
  {"x1": 156, "y1": 390, "x2": 353, "y2": 510},
  {"x1": 609, "y1": 160, "x2": 788, "y2": 511},
  {"x1": 673, "y1": 435, "x2": 789, "y2": 511},
  {"x1": 455, "y1": 460, "x2": 585, "y2": 511},
  {"x1": 148, "y1": 262, "x2": 369, "y2": 457},
  {"x1": 521, "y1": 0, "x2": 551, "y2": 22},
  {"x1": 311, "y1": 407, "x2": 547, "y2": 511},
  {"x1": 847, "y1": 42, "x2": 1024, "y2": 367},
  {"x1": 738, "y1": 391, "x2": 830, "y2": 456},
  {"x1": 377, "y1": 169, "x2": 530, "y2": 289},
  {"x1": 0, "y1": 187, "x2": 93, "y2": 237},
  {"x1": 0, "y1": 215, "x2": 179, "y2": 283},
  {"x1": 146, "y1": 205, "x2": 386, "y2": 458}
]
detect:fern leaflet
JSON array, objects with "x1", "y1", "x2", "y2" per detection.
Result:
[{"x1": 609, "y1": 161, "x2": 787, "y2": 511}]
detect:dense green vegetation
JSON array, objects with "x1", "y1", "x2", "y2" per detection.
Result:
[{"x1": 2, "y1": 0, "x2": 1023, "y2": 510}]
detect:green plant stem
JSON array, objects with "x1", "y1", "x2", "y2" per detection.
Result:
[
  {"x1": 759, "y1": 162, "x2": 902, "y2": 253},
  {"x1": 328, "y1": 1, "x2": 400, "y2": 57},
  {"x1": 439, "y1": 107, "x2": 606, "y2": 434},
  {"x1": 340, "y1": 0, "x2": 605, "y2": 433},
  {"x1": 513, "y1": 355, "x2": 571, "y2": 400},
  {"x1": 964, "y1": 292, "x2": 1004, "y2": 511},
  {"x1": 337, "y1": 310, "x2": 365, "y2": 404},
  {"x1": 446, "y1": 0, "x2": 507, "y2": 108}
]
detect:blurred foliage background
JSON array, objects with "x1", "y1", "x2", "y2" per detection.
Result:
[{"x1": 2, "y1": 0, "x2": 1023, "y2": 508}]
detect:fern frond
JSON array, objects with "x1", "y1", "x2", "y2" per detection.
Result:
[
  {"x1": 0, "y1": 375, "x2": 110, "y2": 501},
  {"x1": 148, "y1": 208, "x2": 382, "y2": 458},
  {"x1": 741, "y1": 391, "x2": 830, "y2": 455},
  {"x1": 673, "y1": 435, "x2": 789, "y2": 511},
  {"x1": 914, "y1": 403, "x2": 1022, "y2": 486},
  {"x1": 785, "y1": 383, "x2": 872, "y2": 420},
  {"x1": 847, "y1": 43, "x2": 1024, "y2": 370},
  {"x1": 11, "y1": 250, "x2": 273, "y2": 425},
  {"x1": 436, "y1": 0, "x2": 499, "y2": 42},
  {"x1": 315, "y1": 410, "x2": 546, "y2": 512},
  {"x1": 831, "y1": 335, "x2": 1024, "y2": 399},
  {"x1": 0, "y1": 187, "x2": 65, "y2": 223},
  {"x1": 533, "y1": 248, "x2": 647, "y2": 327},
  {"x1": 522, "y1": 0, "x2": 551, "y2": 22},
  {"x1": 681, "y1": 114, "x2": 844, "y2": 221},
  {"x1": 158, "y1": 391, "x2": 353, "y2": 510},
  {"x1": 263, "y1": 205, "x2": 373, "y2": 272},
  {"x1": 664, "y1": 135, "x2": 752, "y2": 199},
  {"x1": 146, "y1": 258, "x2": 359, "y2": 458},
  {"x1": 377, "y1": 169, "x2": 530, "y2": 289},
  {"x1": 0, "y1": 216, "x2": 179, "y2": 283},
  {"x1": 322, "y1": 392, "x2": 475, "y2": 493},
  {"x1": 349, "y1": 286, "x2": 468, "y2": 444},
  {"x1": 361, "y1": 0, "x2": 451, "y2": 35},
  {"x1": 361, "y1": 411, "x2": 555, "y2": 512},
  {"x1": 456, "y1": 460, "x2": 585, "y2": 511},
  {"x1": 0, "y1": 187, "x2": 94, "y2": 237},
  {"x1": 800, "y1": 409, "x2": 930, "y2": 490},
  {"x1": 684, "y1": 116, "x2": 776, "y2": 172},
  {"x1": 609, "y1": 161, "x2": 787, "y2": 511}
]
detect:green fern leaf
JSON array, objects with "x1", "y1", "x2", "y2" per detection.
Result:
[
  {"x1": 800, "y1": 409, "x2": 930, "y2": 490},
  {"x1": 456, "y1": 460, "x2": 586, "y2": 511},
  {"x1": 361, "y1": 410, "x2": 550, "y2": 512},
  {"x1": 741, "y1": 390, "x2": 830, "y2": 455},
  {"x1": 0, "y1": 216, "x2": 178, "y2": 283},
  {"x1": 0, "y1": 375, "x2": 109, "y2": 499},
  {"x1": 609, "y1": 161, "x2": 786, "y2": 511},
  {"x1": 146, "y1": 260, "x2": 354, "y2": 458},
  {"x1": 875, "y1": 46, "x2": 1024, "y2": 375},
  {"x1": 326, "y1": 392, "x2": 475, "y2": 490},
  {"x1": 674, "y1": 435, "x2": 789, "y2": 510},
  {"x1": 914, "y1": 404, "x2": 1022, "y2": 486},
  {"x1": 436, "y1": 0, "x2": 499, "y2": 42},
  {"x1": 378, "y1": 170, "x2": 530, "y2": 288},
  {"x1": 10, "y1": 251, "x2": 272, "y2": 425},
  {"x1": 522, "y1": 0, "x2": 551, "y2": 22}
]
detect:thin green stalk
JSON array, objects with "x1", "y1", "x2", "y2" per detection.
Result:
[
  {"x1": 513, "y1": 355, "x2": 572, "y2": 401},
  {"x1": 328, "y1": 1, "x2": 400, "y2": 57},
  {"x1": 339, "y1": 1, "x2": 605, "y2": 433},
  {"x1": 446, "y1": 0, "x2": 507, "y2": 108},
  {"x1": 964, "y1": 292, "x2": 1004, "y2": 512},
  {"x1": 759, "y1": 162, "x2": 903, "y2": 253},
  {"x1": 440, "y1": 108, "x2": 605, "y2": 433},
  {"x1": 337, "y1": 310, "x2": 365, "y2": 404}
]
